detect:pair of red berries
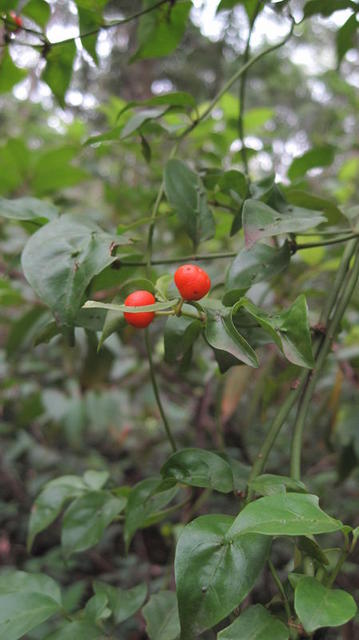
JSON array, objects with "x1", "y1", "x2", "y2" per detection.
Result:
[
  {"x1": 124, "y1": 264, "x2": 211, "y2": 329},
  {"x1": 8, "y1": 11, "x2": 23, "y2": 30}
]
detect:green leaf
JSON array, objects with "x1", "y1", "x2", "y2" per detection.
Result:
[
  {"x1": 32, "y1": 147, "x2": 88, "y2": 195},
  {"x1": 294, "y1": 577, "x2": 357, "y2": 633},
  {"x1": 23, "y1": 0, "x2": 51, "y2": 28},
  {"x1": 46, "y1": 620, "x2": 103, "y2": 640},
  {"x1": 118, "y1": 91, "x2": 196, "y2": 119},
  {"x1": 93, "y1": 581, "x2": 147, "y2": 625},
  {"x1": 21, "y1": 215, "x2": 130, "y2": 326},
  {"x1": 84, "y1": 299, "x2": 177, "y2": 314},
  {"x1": 217, "y1": 604, "x2": 289, "y2": 640},
  {"x1": 297, "y1": 537, "x2": 329, "y2": 566},
  {"x1": 0, "y1": 138, "x2": 29, "y2": 194},
  {"x1": 132, "y1": 0, "x2": 191, "y2": 61},
  {"x1": 288, "y1": 146, "x2": 335, "y2": 181},
  {"x1": 161, "y1": 448, "x2": 234, "y2": 493},
  {"x1": 175, "y1": 515, "x2": 271, "y2": 639},
  {"x1": 204, "y1": 302, "x2": 258, "y2": 372},
  {"x1": 0, "y1": 49, "x2": 27, "y2": 94},
  {"x1": 121, "y1": 107, "x2": 168, "y2": 139},
  {"x1": 227, "y1": 493, "x2": 343, "y2": 537},
  {"x1": 28, "y1": 475, "x2": 87, "y2": 551},
  {"x1": 224, "y1": 242, "x2": 291, "y2": 303},
  {"x1": 243, "y1": 200, "x2": 325, "y2": 248},
  {"x1": 248, "y1": 474, "x2": 307, "y2": 497},
  {"x1": 142, "y1": 591, "x2": 180, "y2": 640},
  {"x1": 273, "y1": 294, "x2": 314, "y2": 368},
  {"x1": 0, "y1": 197, "x2": 59, "y2": 222},
  {"x1": 61, "y1": 490, "x2": 126, "y2": 557},
  {"x1": 83, "y1": 470, "x2": 109, "y2": 490},
  {"x1": 75, "y1": 1, "x2": 104, "y2": 64},
  {"x1": 0, "y1": 571, "x2": 62, "y2": 640},
  {"x1": 124, "y1": 477, "x2": 179, "y2": 550},
  {"x1": 303, "y1": 0, "x2": 357, "y2": 19},
  {"x1": 42, "y1": 41, "x2": 76, "y2": 107},
  {"x1": 164, "y1": 158, "x2": 215, "y2": 247},
  {"x1": 164, "y1": 315, "x2": 202, "y2": 364},
  {"x1": 337, "y1": 13, "x2": 358, "y2": 65},
  {"x1": 84, "y1": 593, "x2": 110, "y2": 622}
]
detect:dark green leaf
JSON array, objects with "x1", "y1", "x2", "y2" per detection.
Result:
[
  {"x1": 227, "y1": 493, "x2": 343, "y2": 537},
  {"x1": 161, "y1": 448, "x2": 234, "y2": 493},
  {"x1": 42, "y1": 41, "x2": 76, "y2": 107},
  {"x1": 0, "y1": 571, "x2": 62, "y2": 640},
  {"x1": 294, "y1": 577, "x2": 357, "y2": 633},
  {"x1": 164, "y1": 159, "x2": 215, "y2": 247},
  {"x1": 224, "y1": 242, "x2": 291, "y2": 303},
  {"x1": 273, "y1": 294, "x2": 314, "y2": 368},
  {"x1": 337, "y1": 13, "x2": 358, "y2": 65},
  {"x1": 303, "y1": 0, "x2": 357, "y2": 19},
  {"x1": 0, "y1": 49, "x2": 27, "y2": 94},
  {"x1": 77, "y1": 6, "x2": 102, "y2": 65},
  {"x1": 204, "y1": 302, "x2": 259, "y2": 371},
  {"x1": 62, "y1": 490, "x2": 126, "y2": 557},
  {"x1": 118, "y1": 92, "x2": 196, "y2": 119},
  {"x1": 84, "y1": 593, "x2": 109, "y2": 622},
  {"x1": 94, "y1": 581, "x2": 147, "y2": 625},
  {"x1": 243, "y1": 200, "x2": 325, "y2": 248},
  {"x1": 164, "y1": 315, "x2": 202, "y2": 364},
  {"x1": 175, "y1": 515, "x2": 271, "y2": 639},
  {"x1": 142, "y1": 591, "x2": 180, "y2": 640},
  {"x1": 288, "y1": 146, "x2": 335, "y2": 181},
  {"x1": 0, "y1": 197, "x2": 59, "y2": 222},
  {"x1": 297, "y1": 537, "x2": 329, "y2": 566},
  {"x1": 23, "y1": 0, "x2": 51, "y2": 28},
  {"x1": 21, "y1": 215, "x2": 130, "y2": 326},
  {"x1": 218, "y1": 604, "x2": 289, "y2": 640},
  {"x1": 248, "y1": 474, "x2": 307, "y2": 496},
  {"x1": 124, "y1": 477, "x2": 179, "y2": 549},
  {"x1": 132, "y1": 0, "x2": 191, "y2": 61},
  {"x1": 121, "y1": 107, "x2": 168, "y2": 139}
]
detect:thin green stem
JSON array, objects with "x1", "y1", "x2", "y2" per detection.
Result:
[
  {"x1": 179, "y1": 17, "x2": 295, "y2": 139},
  {"x1": 144, "y1": 328, "x2": 177, "y2": 452},
  {"x1": 290, "y1": 241, "x2": 359, "y2": 479},
  {"x1": 237, "y1": 0, "x2": 262, "y2": 179},
  {"x1": 268, "y1": 560, "x2": 293, "y2": 623},
  {"x1": 295, "y1": 233, "x2": 359, "y2": 251}
]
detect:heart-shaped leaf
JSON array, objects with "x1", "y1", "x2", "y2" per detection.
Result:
[
  {"x1": 217, "y1": 604, "x2": 289, "y2": 640},
  {"x1": 142, "y1": 590, "x2": 180, "y2": 640},
  {"x1": 161, "y1": 448, "x2": 234, "y2": 493},
  {"x1": 294, "y1": 577, "x2": 357, "y2": 633}
]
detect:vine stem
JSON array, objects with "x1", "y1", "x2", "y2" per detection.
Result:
[
  {"x1": 144, "y1": 328, "x2": 177, "y2": 453},
  {"x1": 290, "y1": 240, "x2": 359, "y2": 479},
  {"x1": 246, "y1": 239, "x2": 359, "y2": 499},
  {"x1": 268, "y1": 559, "x2": 293, "y2": 624},
  {"x1": 237, "y1": 0, "x2": 263, "y2": 179}
]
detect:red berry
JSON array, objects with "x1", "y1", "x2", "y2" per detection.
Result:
[
  {"x1": 9, "y1": 11, "x2": 23, "y2": 28},
  {"x1": 124, "y1": 290, "x2": 156, "y2": 329},
  {"x1": 174, "y1": 264, "x2": 211, "y2": 301}
]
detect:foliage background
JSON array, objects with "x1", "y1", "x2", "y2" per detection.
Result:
[{"x1": 0, "y1": 0, "x2": 359, "y2": 638}]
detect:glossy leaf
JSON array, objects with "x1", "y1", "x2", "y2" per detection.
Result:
[
  {"x1": 204, "y1": 302, "x2": 259, "y2": 371},
  {"x1": 0, "y1": 571, "x2": 62, "y2": 640},
  {"x1": 224, "y1": 241, "x2": 290, "y2": 304},
  {"x1": 273, "y1": 294, "x2": 314, "y2": 368},
  {"x1": 243, "y1": 200, "x2": 325, "y2": 248},
  {"x1": 42, "y1": 41, "x2": 76, "y2": 107},
  {"x1": 28, "y1": 475, "x2": 87, "y2": 551},
  {"x1": 132, "y1": 0, "x2": 191, "y2": 61},
  {"x1": 142, "y1": 590, "x2": 180, "y2": 640},
  {"x1": 164, "y1": 159, "x2": 215, "y2": 247},
  {"x1": 121, "y1": 107, "x2": 168, "y2": 139},
  {"x1": 288, "y1": 146, "x2": 335, "y2": 181},
  {"x1": 94, "y1": 580, "x2": 147, "y2": 625},
  {"x1": 161, "y1": 448, "x2": 234, "y2": 493},
  {"x1": 294, "y1": 577, "x2": 357, "y2": 633},
  {"x1": 0, "y1": 49, "x2": 27, "y2": 94},
  {"x1": 0, "y1": 197, "x2": 59, "y2": 222},
  {"x1": 227, "y1": 493, "x2": 343, "y2": 537},
  {"x1": 248, "y1": 474, "x2": 307, "y2": 496},
  {"x1": 175, "y1": 515, "x2": 271, "y2": 639},
  {"x1": 61, "y1": 490, "x2": 126, "y2": 557},
  {"x1": 218, "y1": 604, "x2": 289, "y2": 640},
  {"x1": 21, "y1": 215, "x2": 130, "y2": 326}
]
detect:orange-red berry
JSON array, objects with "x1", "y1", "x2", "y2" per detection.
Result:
[
  {"x1": 9, "y1": 11, "x2": 23, "y2": 29},
  {"x1": 174, "y1": 264, "x2": 211, "y2": 301},
  {"x1": 124, "y1": 290, "x2": 156, "y2": 328}
]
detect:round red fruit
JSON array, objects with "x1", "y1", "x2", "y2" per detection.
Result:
[
  {"x1": 174, "y1": 264, "x2": 211, "y2": 301},
  {"x1": 124, "y1": 290, "x2": 156, "y2": 328},
  {"x1": 9, "y1": 11, "x2": 23, "y2": 28}
]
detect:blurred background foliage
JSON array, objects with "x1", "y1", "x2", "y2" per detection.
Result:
[{"x1": 0, "y1": 0, "x2": 359, "y2": 638}]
